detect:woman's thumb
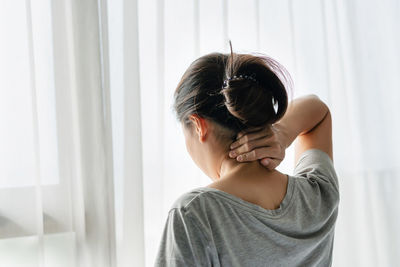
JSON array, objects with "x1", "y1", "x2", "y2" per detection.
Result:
[{"x1": 260, "y1": 158, "x2": 270, "y2": 167}]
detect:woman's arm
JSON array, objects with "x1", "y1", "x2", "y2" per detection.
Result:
[
  {"x1": 275, "y1": 94, "x2": 332, "y2": 162},
  {"x1": 229, "y1": 94, "x2": 332, "y2": 168}
]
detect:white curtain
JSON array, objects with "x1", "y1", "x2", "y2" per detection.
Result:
[
  {"x1": 0, "y1": 0, "x2": 116, "y2": 266},
  {"x1": 1, "y1": 0, "x2": 399, "y2": 267}
]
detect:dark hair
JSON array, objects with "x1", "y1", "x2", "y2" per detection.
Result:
[{"x1": 173, "y1": 43, "x2": 293, "y2": 140}]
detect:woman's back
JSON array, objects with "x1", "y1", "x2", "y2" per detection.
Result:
[
  {"x1": 206, "y1": 165, "x2": 289, "y2": 211},
  {"x1": 155, "y1": 148, "x2": 339, "y2": 266}
]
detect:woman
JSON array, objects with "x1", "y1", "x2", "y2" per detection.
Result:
[{"x1": 155, "y1": 44, "x2": 340, "y2": 267}]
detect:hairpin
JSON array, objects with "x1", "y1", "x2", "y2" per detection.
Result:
[{"x1": 222, "y1": 73, "x2": 259, "y2": 88}]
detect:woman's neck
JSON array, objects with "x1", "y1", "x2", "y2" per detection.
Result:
[
  {"x1": 208, "y1": 154, "x2": 288, "y2": 209},
  {"x1": 217, "y1": 154, "x2": 278, "y2": 181}
]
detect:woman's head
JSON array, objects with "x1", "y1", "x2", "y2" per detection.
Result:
[{"x1": 173, "y1": 45, "x2": 293, "y2": 179}]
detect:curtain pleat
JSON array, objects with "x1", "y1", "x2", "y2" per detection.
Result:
[
  {"x1": 25, "y1": 0, "x2": 45, "y2": 265},
  {"x1": 121, "y1": 0, "x2": 145, "y2": 266},
  {"x1": 68, "y1": 0, "x2": 116, "y2": 265}
]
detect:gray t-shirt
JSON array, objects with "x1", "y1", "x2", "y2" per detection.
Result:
[{"x1": 154, "y1": 148, "x2": 340, "y2": 267}]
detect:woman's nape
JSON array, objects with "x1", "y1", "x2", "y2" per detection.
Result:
[
  {"x1": 182, "y1": 114, "x2": 263, "y2": 179},
  {"x1": 182, "y1": 114, "x2": 289, "y2": 210}
]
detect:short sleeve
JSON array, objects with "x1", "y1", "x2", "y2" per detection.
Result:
[
  {"x1": 154, "y1": 208, "x2": 213, "y2": 267},
  {"x1": 293, "y1": 148, "x2": 339, "y2": 194}
]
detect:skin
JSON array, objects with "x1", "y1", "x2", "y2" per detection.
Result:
[
  {"x1": 229, "y1": 94, "x2": 333, "y2": 164},
  {"x1": 182, "y1": 94, "x2": 332, "y2": 210},
  {"x1": 182, "y1": 115, "x2": 289, "y2": 210}
]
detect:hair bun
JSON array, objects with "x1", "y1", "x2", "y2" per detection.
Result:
[
  {"x1": 173, "y1": 48, "x2": 292, "y2": 138},
  {"x1": 220, "y1": 50, "x2": 290, "y2": 129},
  {"x1": 222, "y1": 76, "x2": 278, "y2": 127}
]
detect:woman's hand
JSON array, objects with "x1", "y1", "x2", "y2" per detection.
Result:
[{"x1": 228, "y1": 124, "x2": 288, "y2": 170}]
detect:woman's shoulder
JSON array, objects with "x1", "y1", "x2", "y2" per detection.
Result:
[
  {"x1": 293, "y1": 148, "x2": 339, "y2": 194},
  {"x1": 169, "y1": 187, "x2": 213, "y2": 212}
]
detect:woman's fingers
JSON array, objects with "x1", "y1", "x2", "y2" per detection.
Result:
[
  {"x1": 234, "y1": 147, "x2": 281, "y2": 162},
  {"x1": 229, "y1": 137, "x2": 271, "y2": 157},
  {"x1": 231, "y1": 127, "x2": 273, "y2": 150},
  {"x1": 236, "y1": 126, "x2": 264, "y2": 139},
  {"x1": 235, "y1": 149, "x2": 262, "y2": 162},
  {"x1": 227, "y1": 124, "x2": 285, "y2": 170},
  {"x1": 231, "y1": 132, "x2": 264, "y2": 150}
]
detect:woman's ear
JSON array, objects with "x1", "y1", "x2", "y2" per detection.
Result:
[{"x1": 189, "y1": 114, "x2": 208, "y2": 142}]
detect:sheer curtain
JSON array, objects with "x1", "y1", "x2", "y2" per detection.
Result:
[
  {"x1": 0, "y1": 0, "x2": 116, "y2": 266},
  {"x1": 1, "y1": 0, "x2": 400, "y2": 267}
]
